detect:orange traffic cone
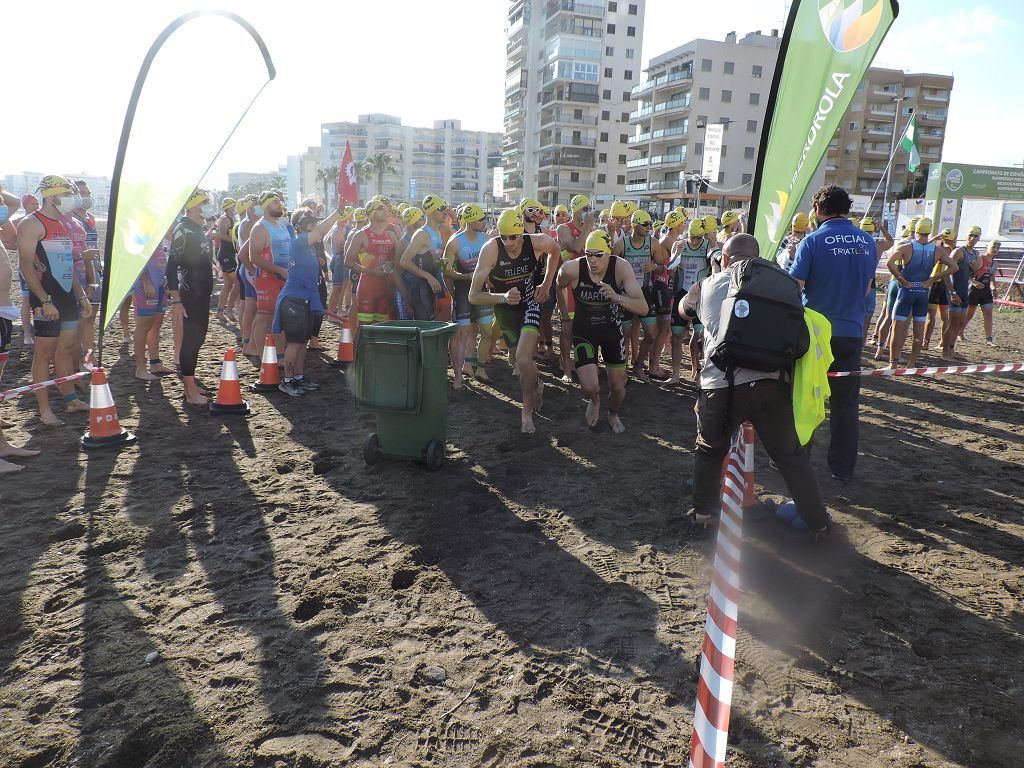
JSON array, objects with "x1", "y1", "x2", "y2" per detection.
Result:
[
  {"x1": 81, "y1": 367, "x2": 136, "y2": 451},
  {"x1": 330, "y1": 317, "x2": 354, "y2": 368},
  {"x1": 251, "y1": 334, "x2": 281, "y2": 392},
  {"x1": 209, "y1": 348, "x2": 250, "y2": 415}
]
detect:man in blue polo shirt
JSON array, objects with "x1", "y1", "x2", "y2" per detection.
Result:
[{"x1": 789, "y1": 186, "x2": 876, "y2": 482}]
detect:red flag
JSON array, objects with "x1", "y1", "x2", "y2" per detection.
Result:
[{"x1": 337, "y1": 141, "x2": 358, "y2": 204}]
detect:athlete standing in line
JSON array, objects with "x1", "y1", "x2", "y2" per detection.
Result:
[
  {"x1": 346, "y1": 199, "x2": 403, "y2": 342},
  {"x1": 555, "y1": 194, "x2": 595, "y2": 383},
  {"x1": 612, "y1": 209, "x2": 667, "y2": 382},
  {"x1": 214, "y1": 197, "x2": 238, "y2": 323},
  {"x1": 556, "y1": 229, "x2": 648, "y2": 433},
  {"x1": 942, "y1": 226, "x2": 981, "y2": 361},
  {"x1": 236, "y1": 195, "x2": 262, "y2": 355},
  {"x1": 469, "y1": 209, "x2": 560, "y2": 434}
]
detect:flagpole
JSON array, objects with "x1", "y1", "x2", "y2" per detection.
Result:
[{"x1": 871, "y1": 105, "x2": 915, "y2": 225}]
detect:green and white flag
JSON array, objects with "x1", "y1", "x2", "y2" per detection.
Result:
[
  {"x1": 749, "y1": 0, "x2": 900, "y2": 259},
  {"x1": 901, "y1": 114, "x2": 920, "y2": 173}
]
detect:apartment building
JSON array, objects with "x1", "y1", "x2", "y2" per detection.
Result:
[
  {"x1": 503, "y1": 0, "x2": 647, "y2": 208},
  {"x1": 824, "y1": 68, "x2": 953, "y2": 201},
  {"x1": 286, "y1": 146, "x2": 320, "y2": 207},
  {"x1": 3, "y1": 171, "x2": 112, "y2": 216},
  {"x1": 626, "y1": 30, "x2": 782, "y2": 213},
  {"x1": 320, "y1": 114, "x2": 503, "y2": 208}
]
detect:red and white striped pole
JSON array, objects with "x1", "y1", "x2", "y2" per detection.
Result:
[{"x1": 689, "y1": 422, "x2": 754, "y2": 768}]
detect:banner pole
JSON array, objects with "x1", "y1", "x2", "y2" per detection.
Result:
[{"x1": 871, "y1": 106, "x2": 915, "y2": 221}]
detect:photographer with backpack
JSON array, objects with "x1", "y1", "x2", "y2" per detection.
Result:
[
  {"x1": 681, "y1": 234, "x2": 831, "y2": 536},
  {"x1": 789, "y1": 186, "x2": 877, "y2": 482}
]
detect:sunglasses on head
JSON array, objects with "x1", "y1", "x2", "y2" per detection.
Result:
[{"x1": 500, "y1": 234, "x2": 521, "y2": 242}]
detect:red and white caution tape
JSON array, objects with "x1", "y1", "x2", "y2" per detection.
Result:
[
  {"x1": 689, "y1": 423, "x2": 753, "y2": 768},
  {"x1": 0, "y1": 352, "x2": 94, "y2": 403},
  {"x1": 828, "y1": 361, "x2": 1024, "y2": 378},
  {"x1": 994, "y1": 299, "x2": 1024, "y2": 309}
]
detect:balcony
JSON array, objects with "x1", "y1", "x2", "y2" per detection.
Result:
[
  {"x1": 538, "y1": 150, "x2": 595, "y2": 169},
  {"x1": 866, "y1": 127, "x2": 891, "y2": 137},
  {"x1": 918, "y1": 131, "x2": 944, "y2": 142},
  {"x1": 869, "y1": 107, "x2": 896, "y2": 117},
  {"x1": 922, "y1": 91, "x2": 949, "y2": 102},
  {"x1": 626, "y1": 157, "x2": 649, "y2": 169},
  {"x1": 630, "y1": 68, "x2": 693, "y2": 99},
  {"x1": 629, "y1": 106, "x2": 654, "y2": 121},
  {"x1": 413, "y1": 146, "x2": 445, "y2": 155},
  {"x1": 627, "y1": 179, "x2": 683, "y2": 193},
  {"x1": 653, "y1": 96, "x2": 691, "y2": 115},
  {"x1": 648, "y1": 153, "x2": 686, "y2": 167},
  {"x1": 627, "y1": 132, "x2": 652, "y2": 145},
  {"x1": 625, "y1": 182, "x2": 648, "y2": 193},
  {"x1": 861, "y1": 167, "x2": 885, "y2": 177},
  {"x1": 540, "y1": 111, "x2": 599, "y2": 128},
  {"x1": 542, "y1": 89, "x2": 600, "y2": 105},
  {"x1": 861, "y1": 145, "x2": 887, "y2": 156},
  {"x1": 546, "y1": 0, "x2": 603, "y2": 19}
]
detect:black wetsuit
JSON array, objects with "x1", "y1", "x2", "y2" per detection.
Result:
[
  {"x1": 167, "y1": 217, "x2": 213, "y2": 377},
  {"x1": 572, "y1": 255, "x2": 626, "y2": 368}
]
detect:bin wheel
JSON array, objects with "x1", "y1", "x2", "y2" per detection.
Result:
[
  {"x1": 425, "y1": 440, "x2": 444, "y2": 471},
  {"x1": 363, "y1": 433, "x2": 382, "y2": 465}
]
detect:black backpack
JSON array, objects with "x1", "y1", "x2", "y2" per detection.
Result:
[{"x1": 709, "y1": 258, "x2": 809, "y2": 375}]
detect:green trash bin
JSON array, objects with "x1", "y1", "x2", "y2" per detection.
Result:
[{"x1": 353, "y1": 320, "x2": 457, "y2": 470}]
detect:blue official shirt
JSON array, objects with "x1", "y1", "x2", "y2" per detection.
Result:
[{"x1": 789, "y1": 217, "x2": 876, "y2": 337}]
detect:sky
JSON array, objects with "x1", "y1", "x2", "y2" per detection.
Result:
[{"x1": 3, "y1": 0, "x2": 1022, "y2": 189}]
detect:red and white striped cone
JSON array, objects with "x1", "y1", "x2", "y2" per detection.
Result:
[
  {"x1": 330, "y1": 318, "x2": 354, "y2": 368},
  {"x1": 251, "y1": 334, "x2": 282, "y2": 392},
  {"x1": 81, "y1": 367, "x2": 136, "y2": 451},
  {"x1": 209, "y1": 348, "x2": 250, "y2": 415},
  {"x1": 688, "y1": 423, "x2": 753, "y2": 768}
]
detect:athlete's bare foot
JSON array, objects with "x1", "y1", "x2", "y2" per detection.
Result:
[
  {"x1": 664, "y1": 376, "x2": 680, "y2": 385},
  {"x1": 462, "y1": 362, "x2": 474, "y2": 377},
  {"x1": 135, "y1": 368, "x2": 159, "y2": 381},
  {"x1": 608, "y1": 412, "x2": 625, "y2": 434},
  {"x1": 241, "y1": 346, "x2": 260, "y2": 357},
  {"x1": 512, "y1": 364, "x2": 520, "y2": 378},
  {"x1": 225, "y1": 311, "x2": 237, "y2": 323},
  {"x1": 452, "y1": 376, "x2": 464, "y2": 391},
  {"x1": 184, "y1": 393, "x2": 210, "y2": 407},
  {"x1": 560, "y1": 373, "x2": 573, "y2": 383},
  {"x1": 0, "y1": 457, "x2": 24, "y2": 473},
  {"x1": 65, "y1": 398, "x2": 89, "y2": 414},
  {"x1": 922, "y1": 342, "x2": 930, "y2": 351},
  {"x1": 585, "y1": 398, "x2": 600, "y2": 427},
  {"x1": 952, "y1": 351, "x2": 968, "y2": 361},
  {"x1": 474, "y1": 366, "x2": 492, "y2": 383},
  {"x1": 940, "y1": 354, "x2": 957, "y2": 363},
  {"x1": 40, "y1": 411, "x2": 64, "y2": 426},
  {"x1": 149, "y1": 364, "x2": 173, "y2": 375},
  {"x1": 534, "y1": 381, "x2": 544, "y2": 413},
  {"x1": 873, "y1": 346, "x2": 884, "y2": 360},
  {"x1": 521, "y1": 411, "x2": 536, "y2": 434},
  {"x1": 0, "y1": 442, "x2": 40, "y2": 458}
]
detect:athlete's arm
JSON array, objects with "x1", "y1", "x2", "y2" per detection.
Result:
[
  {"x1": 216, "y1": 214, "x2": 231, "y2": 243},
  {"x1": 680, "y1": 279, "x2": 703, "y2": 320},
  {"x1": 440, "y1": 236, "x2": 470, "y2": 282},
  {"x1": 886, "y1": 242, "x2": 915, "y2": 288},
  {"x1": 533, "y1": 234, "x2": 560, "y2": 305},
  {"x1": 650, "y1": 237, "x2": 667, "y2": 265},
  {"x1": 399, "y1": 230, "x2": 438, "y2": 285},
  {"x1": 614, "y1": 259, "x2": 652, "y2": 317},
  {"x1": 248, "y1": 223, "x2": 281, "y2": 276},
  {"x1": 308, "y1": 210, "x2": 343, "y2": 245},
  {"x1": 469, "y1": 240, "x2": 512, "y2": 306},
  {"x1": 611, "y1": 236, "x2": 625, "y2": 257},
  {"x1": 555, "y1": 258, "x2": 580, "y2": 291}
]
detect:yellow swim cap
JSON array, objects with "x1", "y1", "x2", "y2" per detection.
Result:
[
  {"x1": 401, "y1": 206, "x2": 424, "y2": 227},
  {"x1": 791, "y1": 212, "x2": 809, "y2": 232},
  {"x1": 623, "y1": 201, "x2": 639, "y2": 217},
  {"x1": 584, "y1": 229, "x2": 613, "y2": 254},
  {"x1": 569, "y1": 194, "x2": 590, "y2": 214},
  {"x1": 939, "y1": 228, "x2": 954, "y2": 240},
  {"x1": 599, "y1": 209, "x2": 611, "y2": 220},
  {"x1": 609, "y1": 200, "x2": 630, "y2": 218},
  {"x1": 720, "y1": 210, "x2": 740, "y2": 228},
  {"x1": 665, "y1": 210, "x2": 686, "y2": 230},
  {"x1": 37, "y1": 174, "x2": 74, "y2": 198},
  {"x1": 915, "y1": 218, "x2": 932, "y2": 235},
  {"x1": 258, "y1": 190, "x2": 280, "y2": 206},
  {"x1": 459, "y1": 203, "x2": 485, "y2": 224},
  {"x1": 497, "y1": 208, "x2": 524, "y2": 236},
  {"x1": 631, "y1": 209, "x2": 653, "y2": 227},
  {"x1": 221, "y1": 197, "x2": 236, "y2": 210},
  {"x1": 968, "y1": 225, "x2": 982, "y2": 237},
  {"x1": 186, "y1": 189, "x2": 211, "y2": 210},
  {"x1": 702, "y1": 214, "x2": 718, "y2": 233},
  {"x1": 353, "y1": 207, "x2": 368, "y2": 223},
  {"x1": 554, "y1": 204, "x2": 569, "y2": 216},
  {"x1": 688, "y1": 219, "x2": 705, "y2": 238},
  {"x1": 859, "y1": 216, "x2": 875, "y2": 233},
  {"x1": 236, "y1": 197, "x2": 253, "y2": 214},
  {"x1": 422, "y1": 195, "x2": 448, "y2": 214}
]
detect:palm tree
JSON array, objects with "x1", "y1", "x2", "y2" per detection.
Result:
[
  {"x1": 360, "y1": 152, "x2": 398, "y2": 197},
  {"x1": 315, "y1": 165, "x2": 340, "y2": 207}
]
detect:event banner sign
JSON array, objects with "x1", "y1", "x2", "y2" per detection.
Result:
[
  {"x1": 926, "y1": 162, "x2": 1024, "y2": 201},
  {"x1": 749, "y1": 0, "x2": 899, "y2": 259}
]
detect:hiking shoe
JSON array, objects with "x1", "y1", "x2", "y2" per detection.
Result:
[{"x1": 278, "y1": 380, "x2": 305, "y2": 397}]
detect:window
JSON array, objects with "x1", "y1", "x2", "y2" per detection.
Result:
[
  {"x1": 602, "y1": 109, "x2": 610, "y2": 120},
  {"x1": 701, "y1": 58, "x2": 712, "y2": 72},
  {"x1": 602, "y1": 89, "x2": 611, "y2": 99},
  {"x1": 607, "y1": 23, "x2": 616, "y2": 33},
  {"x1": 600, "y1": 131, "x2": 609, "y2": 142},
  {"x1": 695, "y1": 142, "x2": 703, "y2": 155},
  {"x1": 622, "y1": 90, "x2": 630, "y2": 101},
  {"x1": 626, "y1": 48, "x2": 634, "y2": 59},
  {"x1": 627, "y1": 26, "x2": 636, "y2": 36},
  {"x1": 749, "y1": 92, "x2": 760, "y2": 106},
  {"x1": 724, "y1": 61, "x2": 735, "y2": 75},
  {"x1": 698, "y1": 87, "x2": 710, "y2": 101},
  {"x1": 617, "y1": 174, "x2": 626, "y2": 185},
  {"x1": 604, "y1": 67, "x2": 613, "y2": 78},
  {"x1": 752, "y1": 65, "x2": 763, "y2": 78},
  {"x1": 742, "y1": 173, "x2": 753, "y2": 184},
  {"x1": 721, "y1": 90, "x2": 732, "y2": 103},
  {"x1": 619, "y1": 134, "x2": 628, "y2": 143},
  {"x1": 621, "y1": 111, "x2": 629, "y2": 121},
  {"x1": 608, "y1": 1, "x2": 617, "y2": 10},
  {"x1": 573, "y1": 62, "x2": 599, "y2": 81},
  {"x1": 598, "y1": 173, "x2": 607, "y2": 183},
  {"x1": 628, "y1": 3, "x2": 638, "y2": 13},
  {"x1": 720, "y1": 145, "x2": 727, "y2": 158},
  {"x1": 849, "y1": 121, "x2": 859, "y2": 130},
  {"x1": 744, "y1": 146, "x2": 755, "y2": 159},
  {"x1": 746, "y1": 119, "x2": 757, "y2": 132},
  {"x1": 625, "y1": 70, "x2": 633, "y2": 80},
  {"x1": 570, "y1": 172, "x2": 580, "y2": 182},
  {"x1": 599, "y1": 152, "x2": 607, "y2": 163},
  {"x1": 605, "y1": 45, "x2": 614, "y2": 56},
  {"x1": 618, "y1": 154, "x2": 626, "y2": 163},
  {"x1": 574, "y1": 108, "x2": 583, "y2": 119}
]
